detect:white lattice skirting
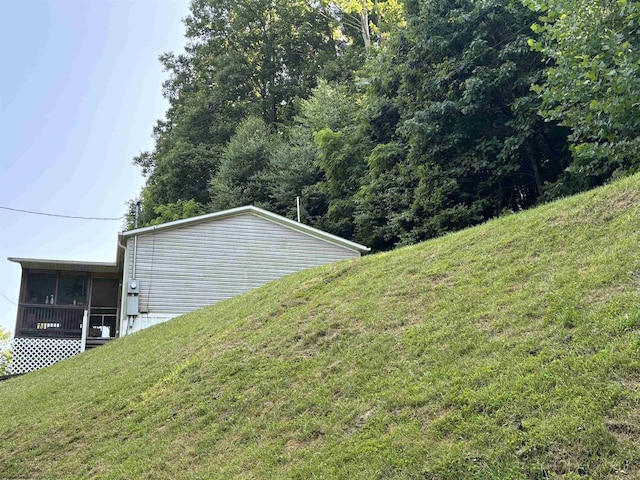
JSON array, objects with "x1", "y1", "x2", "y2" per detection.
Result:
[{"x1": 8, "y1": 337, "x2": 82, "y2": 374}]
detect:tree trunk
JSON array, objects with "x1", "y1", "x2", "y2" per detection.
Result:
[
  {"x1": 360, "y1": 0, "x2": 371, "y2": 49},
  {"x1": 527, "y1": 145, "x2": 543, "y2": 196}
]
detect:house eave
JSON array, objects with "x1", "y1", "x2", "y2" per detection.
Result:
[{"x1": 8, "y1": 257, "x2": 121, "y2": 274}]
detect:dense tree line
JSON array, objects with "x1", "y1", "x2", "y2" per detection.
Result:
[{"x1": 128, "y1": 0, "x2": 640, "y2": 251}]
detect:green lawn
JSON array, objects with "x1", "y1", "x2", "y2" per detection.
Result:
[{"x1": 2, "y1": 175, "x2": 640, "y2": 478}]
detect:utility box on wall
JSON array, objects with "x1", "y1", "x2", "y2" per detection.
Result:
[{"x1": 126, "y1": 279, "x2": 139, "y2": 316}]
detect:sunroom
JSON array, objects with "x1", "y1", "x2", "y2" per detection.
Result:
[{"x1": 8, "y1": 258, "x2": 123, "y2": 373}]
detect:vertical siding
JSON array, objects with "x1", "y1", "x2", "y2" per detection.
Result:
[{"x1": 125, "y1": 213, "x2": 359, "y2": 315}]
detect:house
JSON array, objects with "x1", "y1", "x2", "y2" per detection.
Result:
[{"x1": 8, "y1": 206, "x2": 369, "y2": 374}]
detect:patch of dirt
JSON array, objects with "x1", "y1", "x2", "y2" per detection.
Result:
[
  {"x1": 586, "y1": 284, "x2": 628, "y2": 305},
  {"x1": 605, "y1": 187, "x2": 640, "y2": 214},
  {"x1": 545, "y1": 442, "x2": 586, "y2": 476},
  {"x1": 605, "y1": 420, "x2": 640, "y2": 441},
  {"x1": 316, "y1": 360, "x2": 342, "y2": 379},
  {"x1": 348, "y1": 409, "x2": 374, "y2": 433}
]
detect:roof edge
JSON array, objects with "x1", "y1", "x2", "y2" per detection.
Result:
[
  {"x1": 249, "y1": 208, "x2": 371, "y2": 253},
  {"x1": 119, "y1": 205, "x2": 371, "y2": 253},
  {"x1": 7, "y1": 257, "x2": 121, "y2": 273},
  {"x1": 8, "y1": 257, "x2": 118, "y2": 267}
]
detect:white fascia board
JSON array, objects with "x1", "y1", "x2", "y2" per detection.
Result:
[{"x1": 8, "y1": 257, "x2": 119, "y2": 272}]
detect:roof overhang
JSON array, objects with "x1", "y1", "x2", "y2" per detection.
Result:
[
  {"x1": 8, "y1": 257, "x2": 121, "y2": 274},
  {"x1": 119, "y1": 205, "x2": 371, "y2": 254}
]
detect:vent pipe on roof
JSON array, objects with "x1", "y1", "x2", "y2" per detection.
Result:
[
  {"x1": 134, "y1": 201, "x2": 140, "y2": 229},
  {"x1": 296, "y1": 196, "x2": 301, "y2": 223}
]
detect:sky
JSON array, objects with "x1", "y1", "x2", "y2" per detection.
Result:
[{"x1": 0, "y1": 1, "x2": 190, "y2": 334}]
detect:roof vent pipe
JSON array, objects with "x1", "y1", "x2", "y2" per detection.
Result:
[
  {"x1": 134, "y1": 201, "x2": 140, "y2": 229},
  {"x1": 296, "y1": 196, "x2": 301, "y2": 223}
]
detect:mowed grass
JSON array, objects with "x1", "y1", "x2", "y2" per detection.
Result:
[{"x1": 2, "y1": 176, "x2": 640, "y2": 479}]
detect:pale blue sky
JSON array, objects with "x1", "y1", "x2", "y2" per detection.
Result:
[{"x1": 0, "y1": 1, "x2": 190, "y2": 333}]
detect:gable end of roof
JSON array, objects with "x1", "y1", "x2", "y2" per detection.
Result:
[{"x1": 119, "y1": 206, "x2": 370, "y2": 253}]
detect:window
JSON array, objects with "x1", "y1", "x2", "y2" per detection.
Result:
[
  {"x1": 90, "y1": 278, "x2": 118, "y2": 307},
  {"x1": 24, "y1": 272, "x2": 88, "y2": 306},
  {"x1": 26, "y1": 273, "x2": 57, "y2": 305},
  {"x1": 57, "y1": 274, "x2": 87, "y2": 305}
]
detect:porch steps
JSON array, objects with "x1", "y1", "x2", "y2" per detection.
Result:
[{"x1": 85, "y1": 338, "x2": 114, "y2": 350}]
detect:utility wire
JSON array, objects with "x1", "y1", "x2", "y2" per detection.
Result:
[
  {"x1": 0, "y1": 292, "x2": 16, "y2": 307},
  {"x1": 0, "y1": 206, "x2": 123, "y2": 221}
]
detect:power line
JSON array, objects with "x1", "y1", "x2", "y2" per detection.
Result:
[
  {"x1": 0, "y1": 292, "x2": 16, "y2": 307},
  {"x1": 0, "y1": 206, "x2": 123, "y2": 221}
]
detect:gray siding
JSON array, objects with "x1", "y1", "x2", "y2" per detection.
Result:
[{"x1": 125, "y1": 213, "x2": 359, "y2": 314}]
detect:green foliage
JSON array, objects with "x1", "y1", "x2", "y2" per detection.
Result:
[
  {"x1": 133, "y1": 0, "x2": 344, "y2": 226},
  {"x1": 130, "y1": 0, "x2": 640, "y2": 257},
  {"x1": 525, "y1": 0, "x2": 640, "y2": 181},
  {"x1": 209, "y1": 116, "x2": 277, "y2": 211},
  {"x1": 362, "y1": 0, "x2": 572, "y2": 246},
  {"x1": 308, "y1": 83, "x2": 371, "y2": 238},
  {"x1": 333, "y1": 0, "x2": 406, "y2": 47},
  {"x1": 0, "y1": 328, "x2": 10, "y2": 376},
  {"x1": 297, "y1": 81, "x2": 358, "y2": 133},
  {"x1": 136, "y1": 142, "x2": 219, "y2": 225},
  {"x1": 185, "y1": 0, "x2": 339, "y2": 126},
  {"x1": 3, "y1": 175, "x2": 640, "y2": 478},
  {"x1": 263, "y1": 126, "x2": 325, "y2": 222},
  {"x1": 148, "y1": 199, "x2": 205, "y2": 226},
  {"x1": 354, "y1": 141, "x2": 414, "y2": 249}
]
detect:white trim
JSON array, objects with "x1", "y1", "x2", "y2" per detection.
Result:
[
  {"x1": 7, "y1": 257, "x2": 119, "y2": 271},
  {"x1": 80, "y1": 310, "x2": 88, "y2": 352},
  {"x1": 119, "y1": 205, "x2": 370, "y2": 253},
  {"x1": 127, "y1": 313, "x2": 178, "y2": 334},
  {"x1": 119, "y1": 240, "x2": 131, "y2": 336}
]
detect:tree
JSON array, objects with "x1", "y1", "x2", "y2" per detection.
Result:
[
  {"x1": 354, "y1": 141, "x2": 415, "y2": 250},
  {"x1": 127, "y1": 0, "x2": 581, "y2": 251},
  {"x1": 133, "y1": 0, "x2": 342, "y2": 226},
  {"x1": 333, "y1": 0, "x2": 405, "y2": 48},
  {"x1": 359, "y1": 0, "x2": 571, "y2": 246},
  {"x1": 185, "y1": 0, "x2": 340, "y2": 126},
  {"x1": 149, "y1": 199, "x2": 206, "y2": 226},
  {"x1": 266, "y1": 126, "x2": 326, "y2": 223},
  {"x1": 209, "y1": 116, "x2": 277, "y2": 211},
  {"x1": 301, "y1": 81, "x2": 371, "y2": 238},
  {"x1": 526, "y1": 0, "x2": 640, "y2": 184}
]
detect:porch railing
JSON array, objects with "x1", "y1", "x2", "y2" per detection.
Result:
[{"x1": 16, "y1": 305, "x2": 85, "y2": 338}]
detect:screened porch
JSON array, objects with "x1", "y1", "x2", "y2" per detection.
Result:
[{"x1": 10, "y1": 258, "x2": 122, "y2": 341}]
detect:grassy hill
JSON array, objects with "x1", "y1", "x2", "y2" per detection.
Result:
[{"x1": 2, "y1": 176, "x2": 640, "y2": 479}]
